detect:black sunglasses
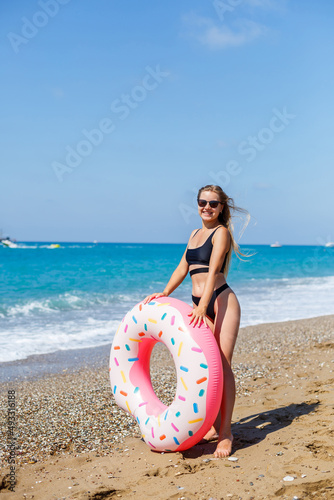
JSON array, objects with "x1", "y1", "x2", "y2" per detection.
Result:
[{"x1": 197, "y1": 199, "x2": 222, "y2": 209}]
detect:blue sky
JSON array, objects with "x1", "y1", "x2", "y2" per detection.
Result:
[{"x1": 1, "y1": 0, "x2": 334, "y2": 244}]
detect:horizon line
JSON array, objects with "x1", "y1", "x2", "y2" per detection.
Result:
[{"x1": 2, "y1": 240, "x2": 331, "y2": 247}]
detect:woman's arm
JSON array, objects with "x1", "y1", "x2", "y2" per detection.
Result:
[{"x1": 189, "y1": 226, "x2": 230, "y2": 327}]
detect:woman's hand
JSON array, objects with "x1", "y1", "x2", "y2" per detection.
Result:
[
  {"x1": 188, "y1": 304, "x2": 208, "y2": 328},
  {"x1": 143, "y1": 292, "x2": 167, "y2": 305}
]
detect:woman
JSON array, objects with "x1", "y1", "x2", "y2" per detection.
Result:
[{"x1": 143, "y1": 184, "x2": 247, "y2": 458}]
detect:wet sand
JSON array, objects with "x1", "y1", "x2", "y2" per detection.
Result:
[{"x1": 0, "y1": 315, "x2": 333, "y2": 499}]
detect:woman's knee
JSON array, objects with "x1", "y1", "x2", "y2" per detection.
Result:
[
  {"x1": 214, "y1": 318, "x2": 239, "y2": 355},
  {"x1": 220, "y1": 349, "x2": 234, "y2": 368}
]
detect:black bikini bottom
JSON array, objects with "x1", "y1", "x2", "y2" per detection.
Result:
[{"x1": 192, "y1": 283, "x2": 229, "y2": 322}]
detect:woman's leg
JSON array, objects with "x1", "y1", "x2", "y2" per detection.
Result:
[{"x1": 212, "y1": 289, "x2": 241, "y2": 457}]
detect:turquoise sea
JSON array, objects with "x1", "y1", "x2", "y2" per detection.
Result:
[{"x1": 1, "y1": 242, "x2": 333, "y2": 362}]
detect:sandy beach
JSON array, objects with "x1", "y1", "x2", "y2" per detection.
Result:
[{"x1": 1, "y1": 314, "x2": 333, "y2": 499}]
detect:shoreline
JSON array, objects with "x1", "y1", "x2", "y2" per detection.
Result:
[
  {"x1": 0, "y1": 314, "x2": 333, "y2": 499},
  {"x1": 0, "y1": 344, "x2": 111, "y2": 384},
  {"x1": 1, "y1": 313, "x2": 334, "y2": 384}
]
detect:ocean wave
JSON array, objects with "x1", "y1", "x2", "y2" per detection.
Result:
[
  {"x1": 1, "y1": 291, "x2": 140, "y2": 318},
  {"x1": 0, "y1": 318, "x2": 120, "y2": 363},
  {"x1": 238, "y1": 274, "x2": 334, "y2": 327}
]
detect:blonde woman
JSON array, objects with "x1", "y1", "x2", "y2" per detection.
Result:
[{"x1": 144, "y1": 185, "x2": 247, "y2": 458}]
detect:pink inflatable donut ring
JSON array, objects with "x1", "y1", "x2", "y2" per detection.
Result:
[{"x1": 109, "y1": 296, "x2": 223, "y2": 452}]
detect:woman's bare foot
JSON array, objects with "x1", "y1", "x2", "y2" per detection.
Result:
[
  {"x1": 213, "y1": 434, "x2": 233, "y2": 458},
  {"x1": 202, "y1": 426, "x2": 219, "y2": 442}
]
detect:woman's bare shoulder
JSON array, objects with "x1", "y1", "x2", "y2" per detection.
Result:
[
  {"x1": 190, "y1": 228, "x2": 200, "y2": 237},
  {"x1": 213, "y1": 225, "x2": 230, "y2": 243},
  {"x1": 186, "y1": 228, "x2": 200, "y2": 247}
]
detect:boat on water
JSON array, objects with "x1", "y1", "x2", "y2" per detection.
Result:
[
  {"x1": 325, "y1": 242, "x2": 334, "y2": 248},
  {"x1": 49, "y1": 243, "x2": 61, "y2": 249},
  {"x1": 1, "y1": 238, "x2": 18, "y2": 248},
  {"x1": 270, "y1": 241, "x2": 282, "y2": 248}
]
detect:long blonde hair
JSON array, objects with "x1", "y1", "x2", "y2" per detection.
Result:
[{"x1": 197, "y1": 184, "x2": 249, "y2": 276}]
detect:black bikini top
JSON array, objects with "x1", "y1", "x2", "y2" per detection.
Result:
[{"x1": 186, "y1": 226, "x2": 229, "y2": 276}]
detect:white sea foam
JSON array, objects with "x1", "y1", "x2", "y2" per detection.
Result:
[
  {"x1": 1, "y1": 244, "x2": 96, "y2": 249},
  {"x1": 0, "y1": 318, "x2": 120, "y2": 362},
  {"x1": 6, "y1": 300, "x2": 56, "y2": 317},
  {"x1": 12, "y1": 244, "x2": 39, "y2": 249},
  {"x1": 238, "y1": 274, "x2": 334, "y2": 327}
]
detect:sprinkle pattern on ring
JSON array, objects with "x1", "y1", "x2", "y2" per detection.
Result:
[{"x1": 109, "y1": 297, "x2": 221, "y2": 452}]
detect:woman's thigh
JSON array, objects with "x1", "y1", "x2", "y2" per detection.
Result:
[{"x1": 213, "y1": 289, "x2": 241, "y2": 364}]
